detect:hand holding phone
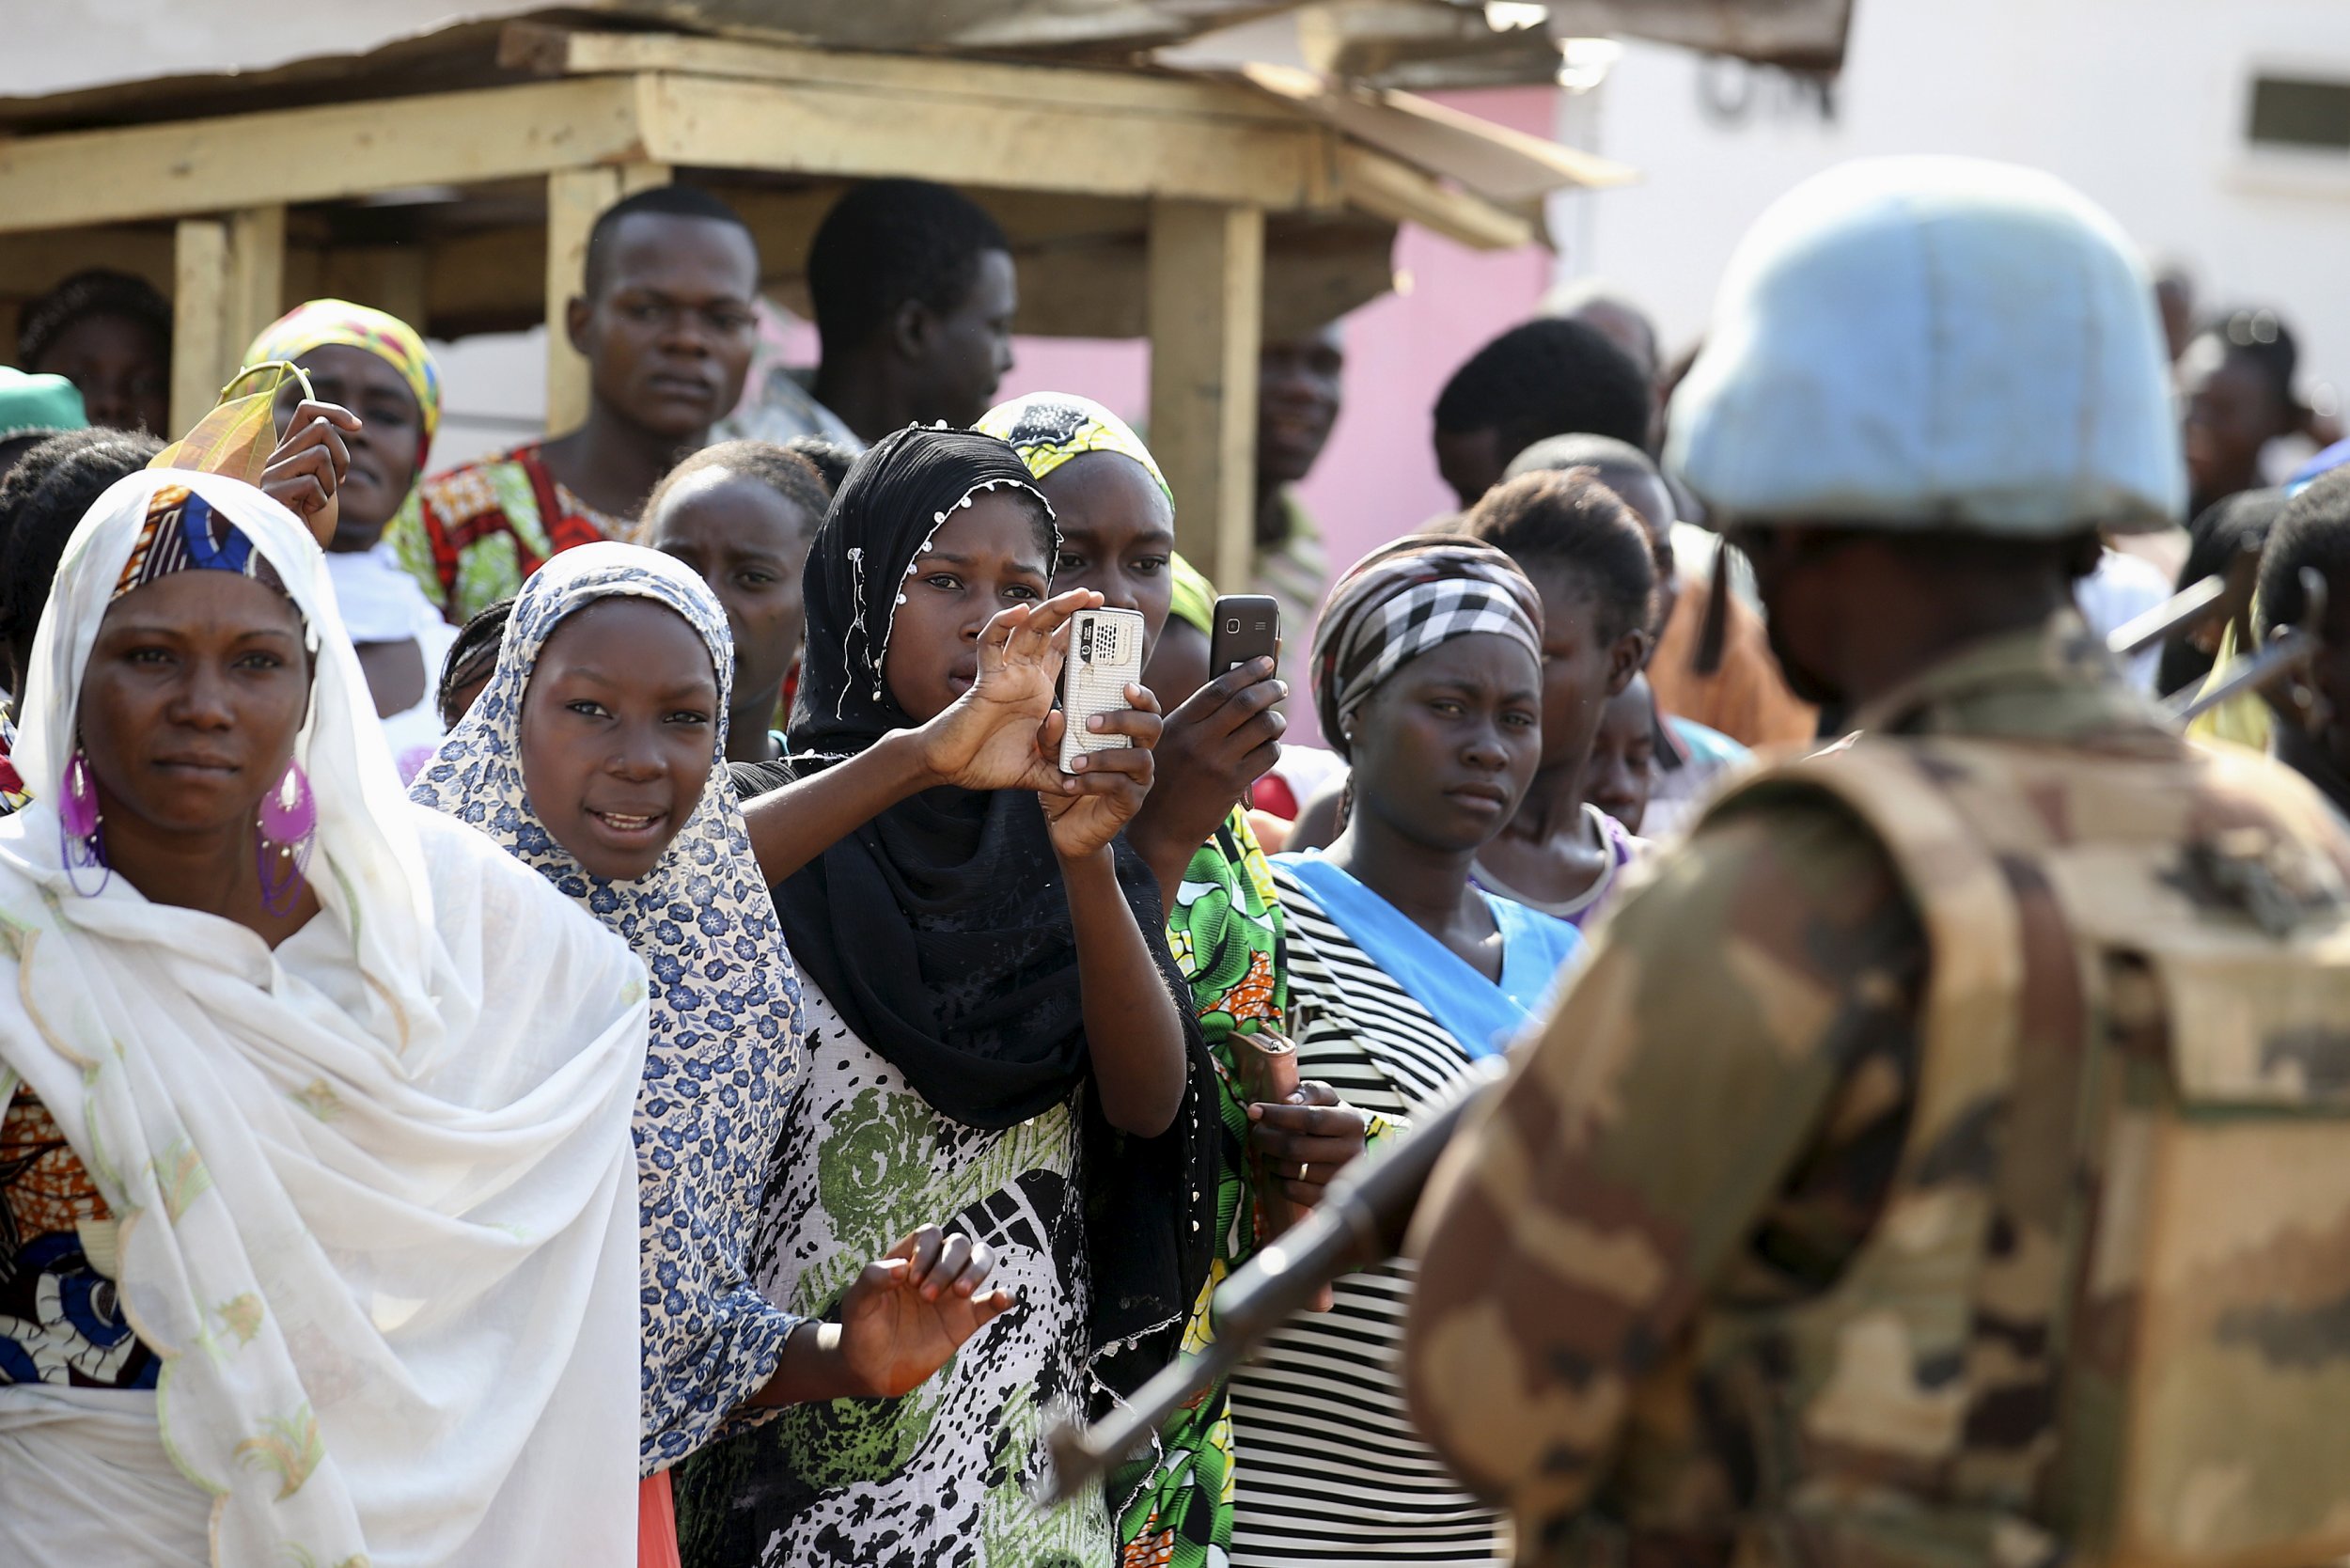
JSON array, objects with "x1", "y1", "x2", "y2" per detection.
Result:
[
  {"x1": 1117, "y1": 596, "x2": 1291, "y2": 891},
  {"x1": 1209, "y1": 594, "x2": 1280, "y2": 681},
  {"x1": 1058, "y1": 606, "x2": 1150, "y2": 774}
]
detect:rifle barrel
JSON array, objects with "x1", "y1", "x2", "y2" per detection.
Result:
[
  {"x1": 2108, "y1": 573, "x2": 2225, "y2": 659},
  {"x1": 1033, "y1": 1059, "x2": 1507, "y2": 1505}
]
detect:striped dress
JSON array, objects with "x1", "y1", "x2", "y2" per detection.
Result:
[{"x1": 1225, "y1": 862, "x2": 1508, "y2": 1565}]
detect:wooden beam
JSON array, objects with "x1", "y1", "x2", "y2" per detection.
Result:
[
  {"x1": 501, "y1": 23, "x2": 1313, "y2": 129},
  {"x1": 632, "y1": 72, "x2": 1335, "y2": 212},
  {"x1": 0, "y1": 78, "x2": 645, "y2": 234},
  {"x1": 1148, "y1": 200, "x2": 1263, "y2": 593},
  {"x1": 543, "y1": 162, "x2": 671, "y2": 435},
  {"x1": 1335, "y1": 144, "x2": 1536, "y2": 250}
]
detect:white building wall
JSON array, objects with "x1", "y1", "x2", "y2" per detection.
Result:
[{"x1": 1556, "y1": 0, "x2": 2350, "y2": 417}]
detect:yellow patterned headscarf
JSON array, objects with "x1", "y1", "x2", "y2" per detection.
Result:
[
  {"x1": 245, "y1": 299, "x2": 442, "y2": 470},
  {"x1": 976, "y1": 391, "x2": 1167, "y2": 502},
  {"x1": 976, "y1": 388, "x2": 1225, "y2": 624}
]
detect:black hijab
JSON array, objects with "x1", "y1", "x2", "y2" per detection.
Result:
[{"x1": 760, "y1": 424, "x2": 1214, "y2": 1386}]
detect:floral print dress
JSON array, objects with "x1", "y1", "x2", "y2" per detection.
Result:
[{"x1": 673, "y1": 979, "x2": 1108, "y2": 1568}]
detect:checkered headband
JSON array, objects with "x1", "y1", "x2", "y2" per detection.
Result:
[{"x1": 1309, "y1": 534, "x2": 1544, "y2": 756}]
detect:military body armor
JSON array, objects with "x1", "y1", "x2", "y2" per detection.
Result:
[{"x1": 1702, "y1": 729, "x2": 2350, "y2": 1568}]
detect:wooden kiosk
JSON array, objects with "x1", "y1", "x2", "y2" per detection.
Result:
[{"x1": 0, "y1": 8, "x2": 1638, "y2": 585}]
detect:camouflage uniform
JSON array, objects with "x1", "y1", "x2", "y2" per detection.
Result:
[{"x1": 1404, "y1": 612, "x2": 2350, "y2": 1567}]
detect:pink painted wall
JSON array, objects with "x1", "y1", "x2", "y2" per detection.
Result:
[{"x1": 1002, "y1": 86, "x2": 1560, "y2": 742}]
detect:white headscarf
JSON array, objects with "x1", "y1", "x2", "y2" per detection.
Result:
[{"x1": 0, "y1": 470, "x2": 650, "y2": 1567}]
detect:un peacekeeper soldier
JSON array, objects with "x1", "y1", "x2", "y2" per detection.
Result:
[{"x1": 1402, "y1": 157, "x2": 2350, "y2": 1568}]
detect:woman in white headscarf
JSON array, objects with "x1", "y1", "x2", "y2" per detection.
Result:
[{"x1": 0, "y1": 468, "x2": 650, "y2": 1567}]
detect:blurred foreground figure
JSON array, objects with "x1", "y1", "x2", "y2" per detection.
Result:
[{"x1": 1405, "y1": 157, "x2": 2350, "y2": 1568}]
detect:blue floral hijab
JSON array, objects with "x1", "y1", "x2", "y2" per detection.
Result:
[{"x1": 409, "y1": 541, "x2": 806, "y2": 1473}]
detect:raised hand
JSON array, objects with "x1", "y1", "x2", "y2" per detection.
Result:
[
  {"x1": 261, "y1": 400, "x2": 360, "y2": 547},
  {"x1": 1038, "y1": 682, "x2": 1161, "y2": 863},
  {"x1": 914, "y1": 588, "x2": 1103, "y2": 793},
  {"x1": 1126, "y1": 655, "x2": 1287, "y2": 898},
  {"x1": 835, "y1": 1225, "x2": 1015, "y2": 1401}
]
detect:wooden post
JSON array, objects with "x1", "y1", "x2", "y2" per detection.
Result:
[
  {"x1": 168, "y1": 206, "x2": 286, "y2": 436},
  {"x1": 225, "y1": 206, "x2": 287, "y2": 354},
  {"x1": 170, "y1": 218, "x2": 230, "y2": 437},
  {"x1": 544, "y1": 162, "x2": 671, "y2": 435},
  {"x1": 1147, "y1": 200, "x2": 1263, "y2": 593}
]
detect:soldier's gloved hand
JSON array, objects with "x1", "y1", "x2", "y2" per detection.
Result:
[{"x1": 1246, "y1": 1080, "x2": 1370, "y2": 1207}]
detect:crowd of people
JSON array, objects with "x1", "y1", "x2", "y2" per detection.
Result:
[{"x1": 2, "y1": 153, "x2": 2348, "y2": 1568}]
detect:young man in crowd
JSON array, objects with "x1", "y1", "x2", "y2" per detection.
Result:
[
  {"x1": 1431, "y1": 317, "x2": 1653, "y2": 509},
  {"x1": 1543, "y1": 277, "x2": 1666, "y2": 447},
  {"x1": 726, "y1": 179, "x2": 1016, "y2": 451},
  {"x1": 1251, "y1": 322, "x2": 1346, "y2": 641},
  {"x1": 1138, "y1": 322, "x2": 1346, "y2": 722},
  {"x1": 393, "y1": 185, "x2": 760, "y2": 622},
  {"x1": 1507, "y1": 431, "x2": 1819, "y2": 747}
]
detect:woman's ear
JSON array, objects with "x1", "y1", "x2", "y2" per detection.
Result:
[{"x1": 1605, "y1": 627, "x2": 1651, "y2": 697}]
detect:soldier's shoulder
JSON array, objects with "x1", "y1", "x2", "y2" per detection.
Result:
[{"x1": 1620, "y1": 778, "x2": 1919, "y2": 968}]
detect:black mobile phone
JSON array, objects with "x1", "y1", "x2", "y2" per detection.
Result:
[{"x1": 1209, "y1": 594, "x2": 1280, "y2": 679}]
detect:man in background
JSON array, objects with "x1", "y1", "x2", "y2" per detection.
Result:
[
  {"x1": 396, "y1": 185, "x2": 760, "y2": 622},
  {"x1": 726, "y1": 179, "x2": 1017, "y2": 451},
  {"x1": 1250, "y1": 322, "x2": 1345, "y2": 651},
  {"x1": 1431, "y1": 317, "x2": 1652, "y2": 509},
  {"x1": 1543, "y1": 276, "x2": 1665, "y2": 447}
]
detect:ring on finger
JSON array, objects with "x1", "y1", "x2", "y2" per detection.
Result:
[{"x1": 1296, "y1": 1161, "x2": 1309, "y2": 1183}]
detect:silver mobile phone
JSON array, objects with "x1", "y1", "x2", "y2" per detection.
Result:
[{"x1": 1058, "y1": 606, "x2": 1148, "y2": 773}]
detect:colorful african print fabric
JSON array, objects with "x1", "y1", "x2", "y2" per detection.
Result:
[
  {"x1": 0, "y1": 706, "x2": 25, "y2": 818},
  {"x1": 392, "y1": 444, "x2": 629, "y2": 624},
  {"x1": 110, "y1": 483, "x2": 286, "y2": 604},
  {"x1": 975, "y1": 391, "x2": 1168, "y2": 498},
  {"x1": 1110, "y1": 807, "x2": 1288, "y2": 1568},
  {"x1": 0, "y1": 1081, "x2": 156, "y2": 1390}
]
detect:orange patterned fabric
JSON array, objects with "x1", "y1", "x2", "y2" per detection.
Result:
[
  {"x1": 2, "y1": 1084, "x2": 110, "y2": 1243},
  {"x1": 1, "y1": 1081, "x2": 155, "y2": 1388}
]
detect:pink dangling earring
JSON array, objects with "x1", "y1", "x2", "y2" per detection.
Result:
[
  {"x1": 59, "y1": 746, "x2": 110, "y2": 897},
  {"x1": 255, "y1": 760, "x2": 317, "y2": 917}
]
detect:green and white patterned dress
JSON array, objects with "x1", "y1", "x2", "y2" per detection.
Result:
[
  {"x1": 1109, "y1": 807, "x2": 1289, "y2": 1568},
  {"x1": 673, "y1": 980, "x2": 1110, "y2": 1568}
]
